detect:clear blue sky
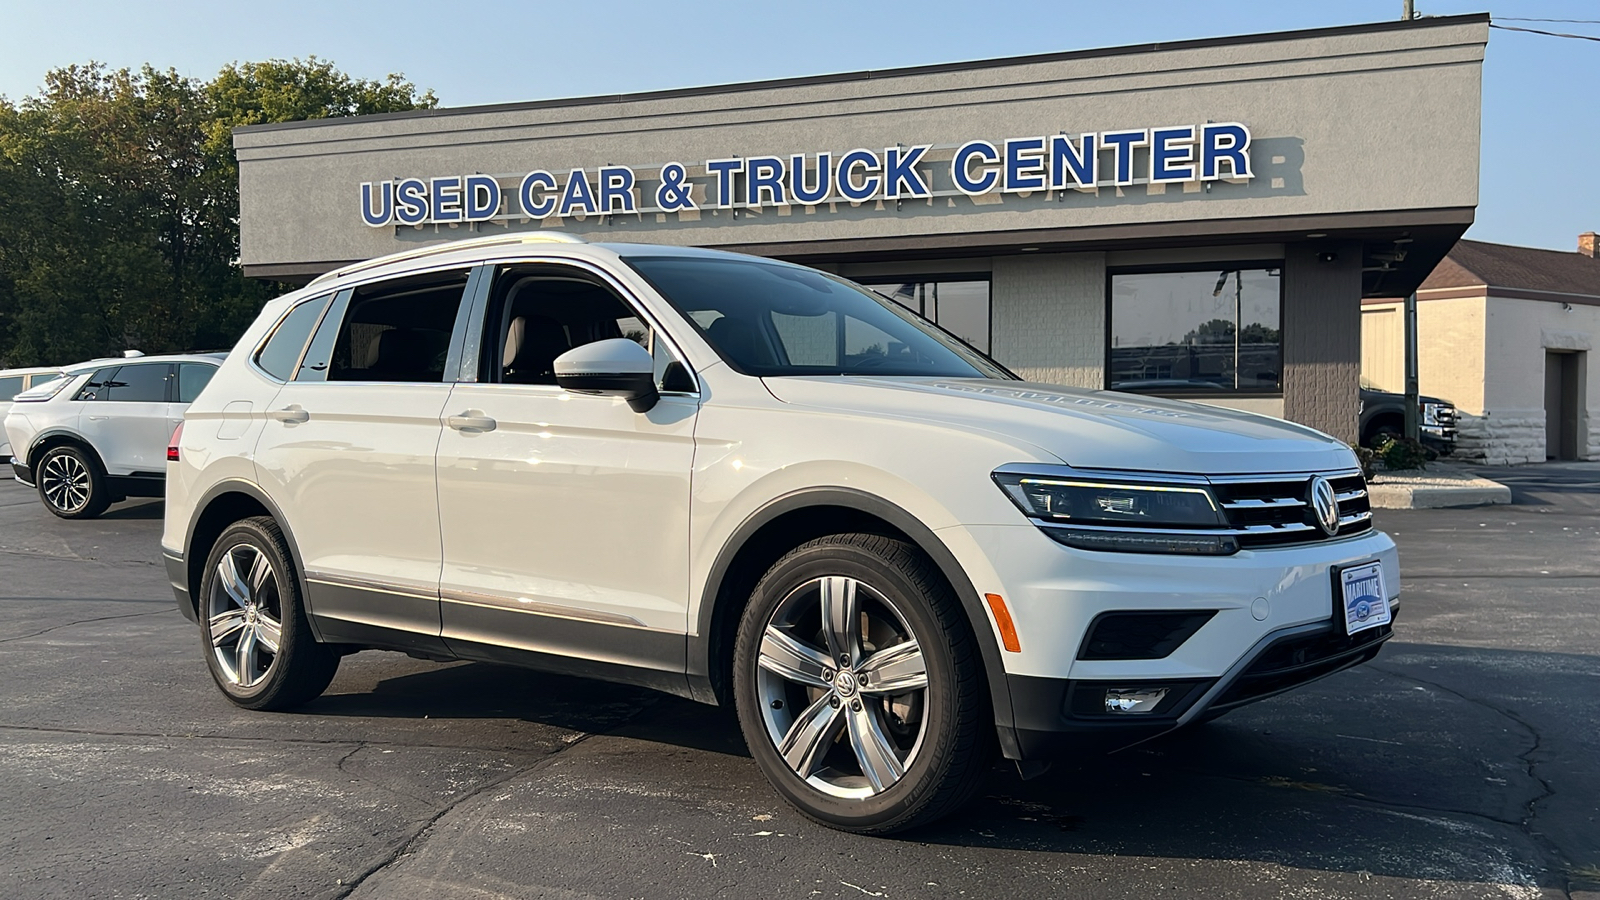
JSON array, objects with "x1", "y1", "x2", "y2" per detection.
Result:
[{"x1": 3, "y1": 0, "x2": 1595, "y2": 251}]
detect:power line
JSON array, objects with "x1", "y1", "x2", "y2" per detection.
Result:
[
  {"x1": 1495, "y1": 17, "x2": 1600, "y2": 24},
  {"x1": 1490, "y1": 22, "x2": 1600, "y2": 42}
]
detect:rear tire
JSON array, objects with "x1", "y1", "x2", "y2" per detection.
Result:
[
  {"x1": 35, "y1": 444, "x2": 110, "y2": 519},
  {"x1": 198, "y1": 517, "x2": 338, "y2": 710},
  {"x1": 733, "y1": 533, "x2": 994, "y2": 834}
]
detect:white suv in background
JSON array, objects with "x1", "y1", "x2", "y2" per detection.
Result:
[
  {"x1": 0, "y1": 367, "x2": 65, "y2": 462},
  {"x1": 163, "y1": 234, "x2": 1399, "y2": 834},
  {"x1": 6, "y1": 353, "x2": 222, "y2": 518}
]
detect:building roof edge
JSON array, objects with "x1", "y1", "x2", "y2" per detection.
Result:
[{"x1": 233, "y1": 13, "x2": 1491, "y2": 137}]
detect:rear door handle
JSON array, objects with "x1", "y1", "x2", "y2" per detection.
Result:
[
  {"x1": 445, "y1": 411, "x2": 496, "y2": 433},
  {"x1": 267, "y1": 405, "x2": 309, "y2": 424}
]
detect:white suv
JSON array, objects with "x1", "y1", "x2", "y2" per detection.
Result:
[
  {"x1": 0, "y1": 366, "x2": 65, "y2": 461},
  {"x1": 163, "y1": 234, "x2": 1398, "y2": 833},
  {"x1": 7, "y1": 354, "x2": 222, "y2": 518}
]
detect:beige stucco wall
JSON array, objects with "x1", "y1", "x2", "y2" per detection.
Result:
[
  {"x1": 1481, "y1": 296, "x2": 1597, "y2": 462},
  {"x1": 1361, "y1": 293, "x2": 1599, "y2": 463},
  {"x1": 1360, "y1": 302, "x2": 1404, "y2": 392}
]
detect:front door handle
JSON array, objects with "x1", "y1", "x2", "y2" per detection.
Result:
[
  {"x1": 445, "y1": 410, "x2": 497, "y2": 433},
  {"x1": 267, "y1": 405, "x2": 309, "y2": 424}
]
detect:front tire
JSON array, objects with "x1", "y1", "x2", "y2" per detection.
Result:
[
  {"x1": 198, "y1": 517, "x2": 338, "y2": 710},
  {"x1": 35, "y1": 445, "x2": 110, "y2": 519},
  {"x1": 733, "y1": 534, "x2": 993, "y2": 834}
]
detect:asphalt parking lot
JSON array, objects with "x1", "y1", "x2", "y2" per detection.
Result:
[{"x1": 1, "y1": 466, "x2": 1596, "y2": 900}]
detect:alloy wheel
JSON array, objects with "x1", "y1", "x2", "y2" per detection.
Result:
[
  {"x1": 756, "y1": 575, "x2": 931, "y2": 799},
  {"x1": 40, "y1": 452, "x2": 91, "y2": 514},
  {"x1": 206, "y1": 543, "x2": 284, "y2": 688}
]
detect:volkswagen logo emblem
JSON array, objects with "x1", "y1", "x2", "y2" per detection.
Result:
[{"x1": 1310, "y1": 475, "x2": 1340, "y2": 536}]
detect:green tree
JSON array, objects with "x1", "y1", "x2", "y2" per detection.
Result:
[{"x1": 0, "y1": 58, "x2": 435, "y2": 367}]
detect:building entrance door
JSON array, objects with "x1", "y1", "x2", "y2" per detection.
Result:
[{"x1": 1544, "y1": 350, "x2": 1583, "y2": 460}]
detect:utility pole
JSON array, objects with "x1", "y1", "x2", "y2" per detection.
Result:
[
  {"x1": 1404, "y1": 292, "x2": 1420, "y2": 440},
  {"x1": 1400, "y1": 1, "x2": 1419, "y2": 440}
]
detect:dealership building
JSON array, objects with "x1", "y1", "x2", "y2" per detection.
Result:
[{"x1": 233, "y1": 14, "x2": 1488, "y2": 443}]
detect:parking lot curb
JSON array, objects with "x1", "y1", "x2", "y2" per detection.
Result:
[{"x1": 1367, "y1": 467, "x2": 1513, "y2": 509}]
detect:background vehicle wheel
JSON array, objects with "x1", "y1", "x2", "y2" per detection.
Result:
[
  {"x1": 1363, "y1": 420, "x2": 1401, "y2": 449},
  {"x1": 199, "y1": 516, "x2": 338, "y2": 710},
  {"x1": 733, "y1": 533, "x2": 993, "y2": 834},
  {"x1": 35, "y1": 445, "x2": 110, "y2": 519}
]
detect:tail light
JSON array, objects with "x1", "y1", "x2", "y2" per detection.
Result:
[{"x1": 167, "y1": 422, "x2": 184, "y2": 462}]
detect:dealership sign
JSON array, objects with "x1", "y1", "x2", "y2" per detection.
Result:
[{"x1": 358, "y1": 123, "x2": 1253, "y2": 227}]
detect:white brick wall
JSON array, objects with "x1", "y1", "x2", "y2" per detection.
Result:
[{"x1": 1453, "y1": 410, "x2": 1546, "y2": 465}]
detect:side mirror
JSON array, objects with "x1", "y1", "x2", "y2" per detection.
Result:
[{"x1": 553, "y1": 338, "x2": 659, "y2": 412}]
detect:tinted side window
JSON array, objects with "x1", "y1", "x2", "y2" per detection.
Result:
[
  {"x1": 329, "y1": 271, "x2": 469, "y2": 383},
  {"x1": 103, "y1": 363, "x2": 172, "y2": 402},
  {"x1": 256, "y1": 294, "x2": 331, "y2": 381},
  {"x1": 484, "y1": 267, "x2": 683, "y2": 388},
  {"x1": 0, "y1": 376, "x2": 23, "y2": 401},
  {"x1": 177, "y1": 363, "x2": 217, "y2": 403},
  {"x1": 75, "y1": 368, "x2": 120, "y2": 401}
]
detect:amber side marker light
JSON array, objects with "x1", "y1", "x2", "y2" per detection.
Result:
[
  {"x1": 984, "y1": 593, "x2": 1021, "y2": 653},
  {"x1": 167, "y1": 422, "x2": 183, "y2": 462}
]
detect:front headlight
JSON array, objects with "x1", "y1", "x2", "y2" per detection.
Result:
[
  {"x1": 993, "y1": 473, "x2": 1238, "y2": 555},
  {"x1": 1420, "y1": 402, "x2": 1447, "y2": 427}
]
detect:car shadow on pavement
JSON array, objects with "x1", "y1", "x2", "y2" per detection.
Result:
[
  {"x1": 298, "y1": 642, "x2": 1593, "y2": 892},
  {"x1": 908, "y1": 641, "x2": 1596, "y2": 893},
  {"x1": 306, "y1": 659, "x2": 743, "y2": 752},
  {"x1": 100, "y1": 499, "x2": 164, "y2": 520}
]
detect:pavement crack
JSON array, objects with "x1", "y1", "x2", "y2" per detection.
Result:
[
  {"x1": 0, "y1": 608, "x2": 171, "y2": 644},
  {"x1": 1369, "y1": 662, "x2": 1568, "y2": 895},
  {"x1": 330, "y1": 731, "x2": 598, "y2": 899},
  {"x1": 1194, "y1": 766, "x2": 1524, "y2": 827},
  {"x1": 330, "y1": 695, "x2": 661, "y2": 899}
]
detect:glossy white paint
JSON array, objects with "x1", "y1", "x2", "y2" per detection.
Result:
[
  {"x1": 553, "y1": 337, "x2": 655, "y2": 377},
  {"x1": 166, "y1": 237, "x2": 1396, "y2": 695},
  {"x1": 435, "y1": 384, "x2": 698, "y2": 633},
  {"x1": 78, "y1": 394, "x2": 173, "y2": 473},
  {"x1": 251, "y1": 381, "x2": 453, "y2": 631}
]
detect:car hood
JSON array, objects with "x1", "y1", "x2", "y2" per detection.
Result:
[{"x1": 762, "y1": 377, "x2": 1358, "y2": 475}]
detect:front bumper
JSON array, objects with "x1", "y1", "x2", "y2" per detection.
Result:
[
  {"x1": 1007, "y1": 614, "x2": 1394, "y2": 757},
  {"x1": 11, "y1": 461, "x2": 34, "y2": 487},
  {"x1": 942, "y1": 520, "x2": 1400, "y2": 757},
  {"x1": 1420, "y1": 425, "x2": 1456, "y2": 455}
]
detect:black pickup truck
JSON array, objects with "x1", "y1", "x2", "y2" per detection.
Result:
[{"x1": 1359, "y1": 378, "x2": 1458, "y2": 454}]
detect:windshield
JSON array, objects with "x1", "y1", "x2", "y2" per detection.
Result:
[{"x1": 626, "y1": 256, "x2": 1011, "y2": 379}]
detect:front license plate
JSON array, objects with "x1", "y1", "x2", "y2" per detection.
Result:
[{"x1": 1338, "y1": 561, "x2": 1391, "y2": 635}]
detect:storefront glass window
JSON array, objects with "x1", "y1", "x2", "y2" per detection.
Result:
[
  {"x1": 860, "y1": 279, "x2": 991, "y2": 354},
  {"x1": 1109, "y1": 267, "x2": 1282, "y2": 395}
]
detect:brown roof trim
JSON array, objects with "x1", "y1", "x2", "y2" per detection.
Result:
[
  {"x1": 1373, "y1": 285, "x2": 1600, "y2": 307},
  {"x1": 234, "y1": 14, "x2": 1490, "y2": 136}
]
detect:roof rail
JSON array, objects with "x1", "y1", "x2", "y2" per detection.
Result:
[{"x1": 309, "y1": 232, "x2": 587, "y2": 286}]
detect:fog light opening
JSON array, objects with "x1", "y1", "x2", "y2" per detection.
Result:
[{"x1": 1103, "y1": 687, "x2": 1169, "y2": 714}]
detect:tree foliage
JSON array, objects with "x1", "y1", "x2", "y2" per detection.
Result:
[
  {"x1": 0, "y1": 58, "x2": 434, "y2": 367},
  {"x1": 1181, "y1": 318, "x2": 1281, "y2": 346}
]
